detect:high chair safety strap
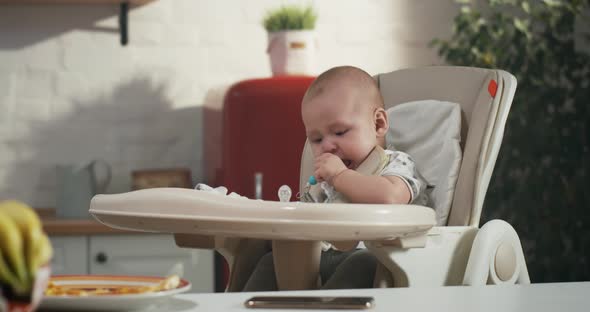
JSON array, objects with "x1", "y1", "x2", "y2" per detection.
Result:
[
  {"x1": 304, "y1": 145, "x2": 389, "y2": 251},
  {"x1": 304, "y1": 145, "x2": 389, "y2": 204}
]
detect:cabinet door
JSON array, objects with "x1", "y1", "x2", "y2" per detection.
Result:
[
  {"x1": 89, "y1": 234, "x2": 214, "y2": 293},
  {"x1": 49, "y1": 236, "x2": 88, "y2": 275}
]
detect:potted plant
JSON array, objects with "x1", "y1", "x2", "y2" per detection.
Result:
[
  {"x1": 263, "y1": 5, "x2": 318, "y2": 76},
  {"x1": 431, "y1": 0, "x2": 590, "y2": 282}
]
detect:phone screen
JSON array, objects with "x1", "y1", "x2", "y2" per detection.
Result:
[{"x1": 244, "y1": 296, "x2": 375, "y2": 309}]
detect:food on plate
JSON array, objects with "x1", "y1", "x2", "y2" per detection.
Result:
[{"x1": 44, "y1": 275, "x2": 180, "y2": 297}]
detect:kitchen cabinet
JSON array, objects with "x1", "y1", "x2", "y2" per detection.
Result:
[
  {"x1": 49, "y1": 234, "x2": 214, "y2": 293},
  {"x1": 49, "y1": 236, "x2": 89, "y2": 275}
]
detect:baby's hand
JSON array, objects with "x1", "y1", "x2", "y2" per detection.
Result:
[{"x1": 314, "y1": 153, "x2": 347, "y2": 185}]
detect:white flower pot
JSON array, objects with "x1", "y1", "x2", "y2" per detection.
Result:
[{"x1": 267, "y1": 30, "x2": 317, "y2": 76}]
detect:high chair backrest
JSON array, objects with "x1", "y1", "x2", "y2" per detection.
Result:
[{"x1": 299, "y1": 66, "x2": 516, "y2": 227}]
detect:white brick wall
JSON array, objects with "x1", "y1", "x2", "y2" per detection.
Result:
[{"x1": 0, "y1": 0, "x2": 457, "y2": 208}]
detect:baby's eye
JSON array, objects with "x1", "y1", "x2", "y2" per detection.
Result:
[
  {"x1": 335, "y1": 129, "x2": 348, "y2": 136},
  {"x1": 311, "y1": 138, "x2": 322, "y2": 144}
]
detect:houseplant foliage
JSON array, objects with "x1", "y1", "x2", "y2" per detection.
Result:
[
  {"x1": 262, "y1": 5, "x2": 319, "y2": 76},
  {"x1": 263, "y1": 5, "x2": 317, "y2": 32},
  {"x1": 433, "y1": 0, "x2": 590, "y2": 282}
]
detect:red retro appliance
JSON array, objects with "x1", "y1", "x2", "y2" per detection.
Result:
[
  {"x1": 220, "y1": 76, "x2": 315, "y2": 200},
  {"x1": 211, "y1": 76, "x2": 314, "y2": 291}
]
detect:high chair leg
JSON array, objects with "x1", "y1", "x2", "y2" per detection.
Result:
[
  {"x1": 373, "y1": 262, "x2": 395, "y2": 288},
  {"x1": 272, "y1": 240, "x2": 322, "y2": 290}
]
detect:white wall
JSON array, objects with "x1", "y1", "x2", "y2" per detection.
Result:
[{"x1": 0, "y1": 0, "x2": 458, "y2": 208}]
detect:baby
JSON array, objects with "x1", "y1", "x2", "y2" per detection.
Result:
[{"x1": 243, "y1": 66, "x2": 427, "y2": 291}]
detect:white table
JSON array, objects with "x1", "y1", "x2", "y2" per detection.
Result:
[{"x1": 154, "y1": 282, "x2": 590, "y2": 312}]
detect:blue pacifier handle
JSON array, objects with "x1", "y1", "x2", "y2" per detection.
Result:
[{"x1": 308, "y1": 175, "x2": 317, "y2": 185}]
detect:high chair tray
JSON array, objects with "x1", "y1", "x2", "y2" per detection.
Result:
[{"x1": 89, "y1": 188, "x2": 436, "y2": 241}]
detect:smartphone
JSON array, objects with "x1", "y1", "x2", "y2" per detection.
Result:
[{"x1": 244, "y1": 296, "x2": 375, "y2": 309}]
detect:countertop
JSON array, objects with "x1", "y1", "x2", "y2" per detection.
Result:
[
  {"x1": 38, "y1": 208, "x2": 135, "y2": 235},
  {"x1": 163, "y1": 282, "x2": 590, "y2": 312},
  {"x1": 40, "y1": 281, "x2": 585, "y2": 312}
]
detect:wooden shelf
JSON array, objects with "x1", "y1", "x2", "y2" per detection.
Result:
[
  {"x1": 38, "y1": 208, "x2": 135, "y2": 235},
  {"x1": 43, "y1": 218, "x2": 134, "y2": 235},
  {"x1": 0, "y1": 1, "x2": 152, "y2": 4},
  {"x1": 0, "y1": 0, "x2": 155, "y2": 45}
]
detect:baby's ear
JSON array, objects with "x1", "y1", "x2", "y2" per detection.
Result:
[{"x1": 374, "y1": 108, "x2": 389, "y2": 137}]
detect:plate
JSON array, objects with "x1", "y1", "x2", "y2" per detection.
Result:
[{"x1": 39, "y1": 275, "x2": 191, "y2": 311}]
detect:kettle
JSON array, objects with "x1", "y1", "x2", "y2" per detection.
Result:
[{"x1": 56, "y1": 160, "x2": 111, "y2": 219}]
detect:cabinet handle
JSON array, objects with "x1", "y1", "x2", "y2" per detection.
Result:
[{"x1": 95, "y1": 252, "x2": 108, "y2": 264}]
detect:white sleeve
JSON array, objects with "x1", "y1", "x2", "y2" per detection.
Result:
[{"x1": 379, "y1": 151, "x2": 427, "y2": 204}]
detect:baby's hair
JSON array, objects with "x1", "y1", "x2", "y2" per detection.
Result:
[{"x1": 302, "y1": 66, "x2": 384, "y2": 110}]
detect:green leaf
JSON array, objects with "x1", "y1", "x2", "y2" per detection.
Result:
[
  {"x1": 522, "y1": 1, "x2": 531, "y2": 13},
  {"x1": 262, "y1": 5, "x2": 318, "y2": 32},
  {"x1": 514, "y1": 18, "x2": 532, "y2": 38},
  {"x1": 543, "y1": 0, "x2": 563, "y2": 7}
]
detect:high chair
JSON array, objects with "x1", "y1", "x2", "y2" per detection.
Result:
[{"x1": 89, "y1": 66, "x2": 530, "y2": 292}]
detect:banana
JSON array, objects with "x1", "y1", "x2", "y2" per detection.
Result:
[
  {"x1": 0, "y1": 200, "x2": 43, "y2": 273},
  {"x1": 0, "y1": 250, "x2": 27, "y2": 295},
  {"x1": 28, "y1": 233, "x2": 53, "y2": 280},
  {"x1": 0, "y1": 200, "x2": 48, "y2": 293},
  {"x1": 0, "y1": 210, "x2": 28, "y2": 292}
]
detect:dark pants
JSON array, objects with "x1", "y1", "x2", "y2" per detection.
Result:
[{"x1": 242, "y1": 248, "x2": 378, "y2": 291}]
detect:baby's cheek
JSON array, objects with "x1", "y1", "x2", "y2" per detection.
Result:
[{"x1": 311, "y1": 148, "x2": 322, "y2": 158}]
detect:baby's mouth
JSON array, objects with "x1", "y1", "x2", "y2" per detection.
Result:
[{"x1": 343, "y1": 159, "x2": 353, "y2": 169}]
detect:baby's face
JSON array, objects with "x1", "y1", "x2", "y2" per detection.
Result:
[{"x1": 302, "y1": 85, "x2": 379, "y2": 170}]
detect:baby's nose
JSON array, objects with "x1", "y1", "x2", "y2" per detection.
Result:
[{"x1": 321, "y1": 139, "x2": 337, "y2": 153}]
